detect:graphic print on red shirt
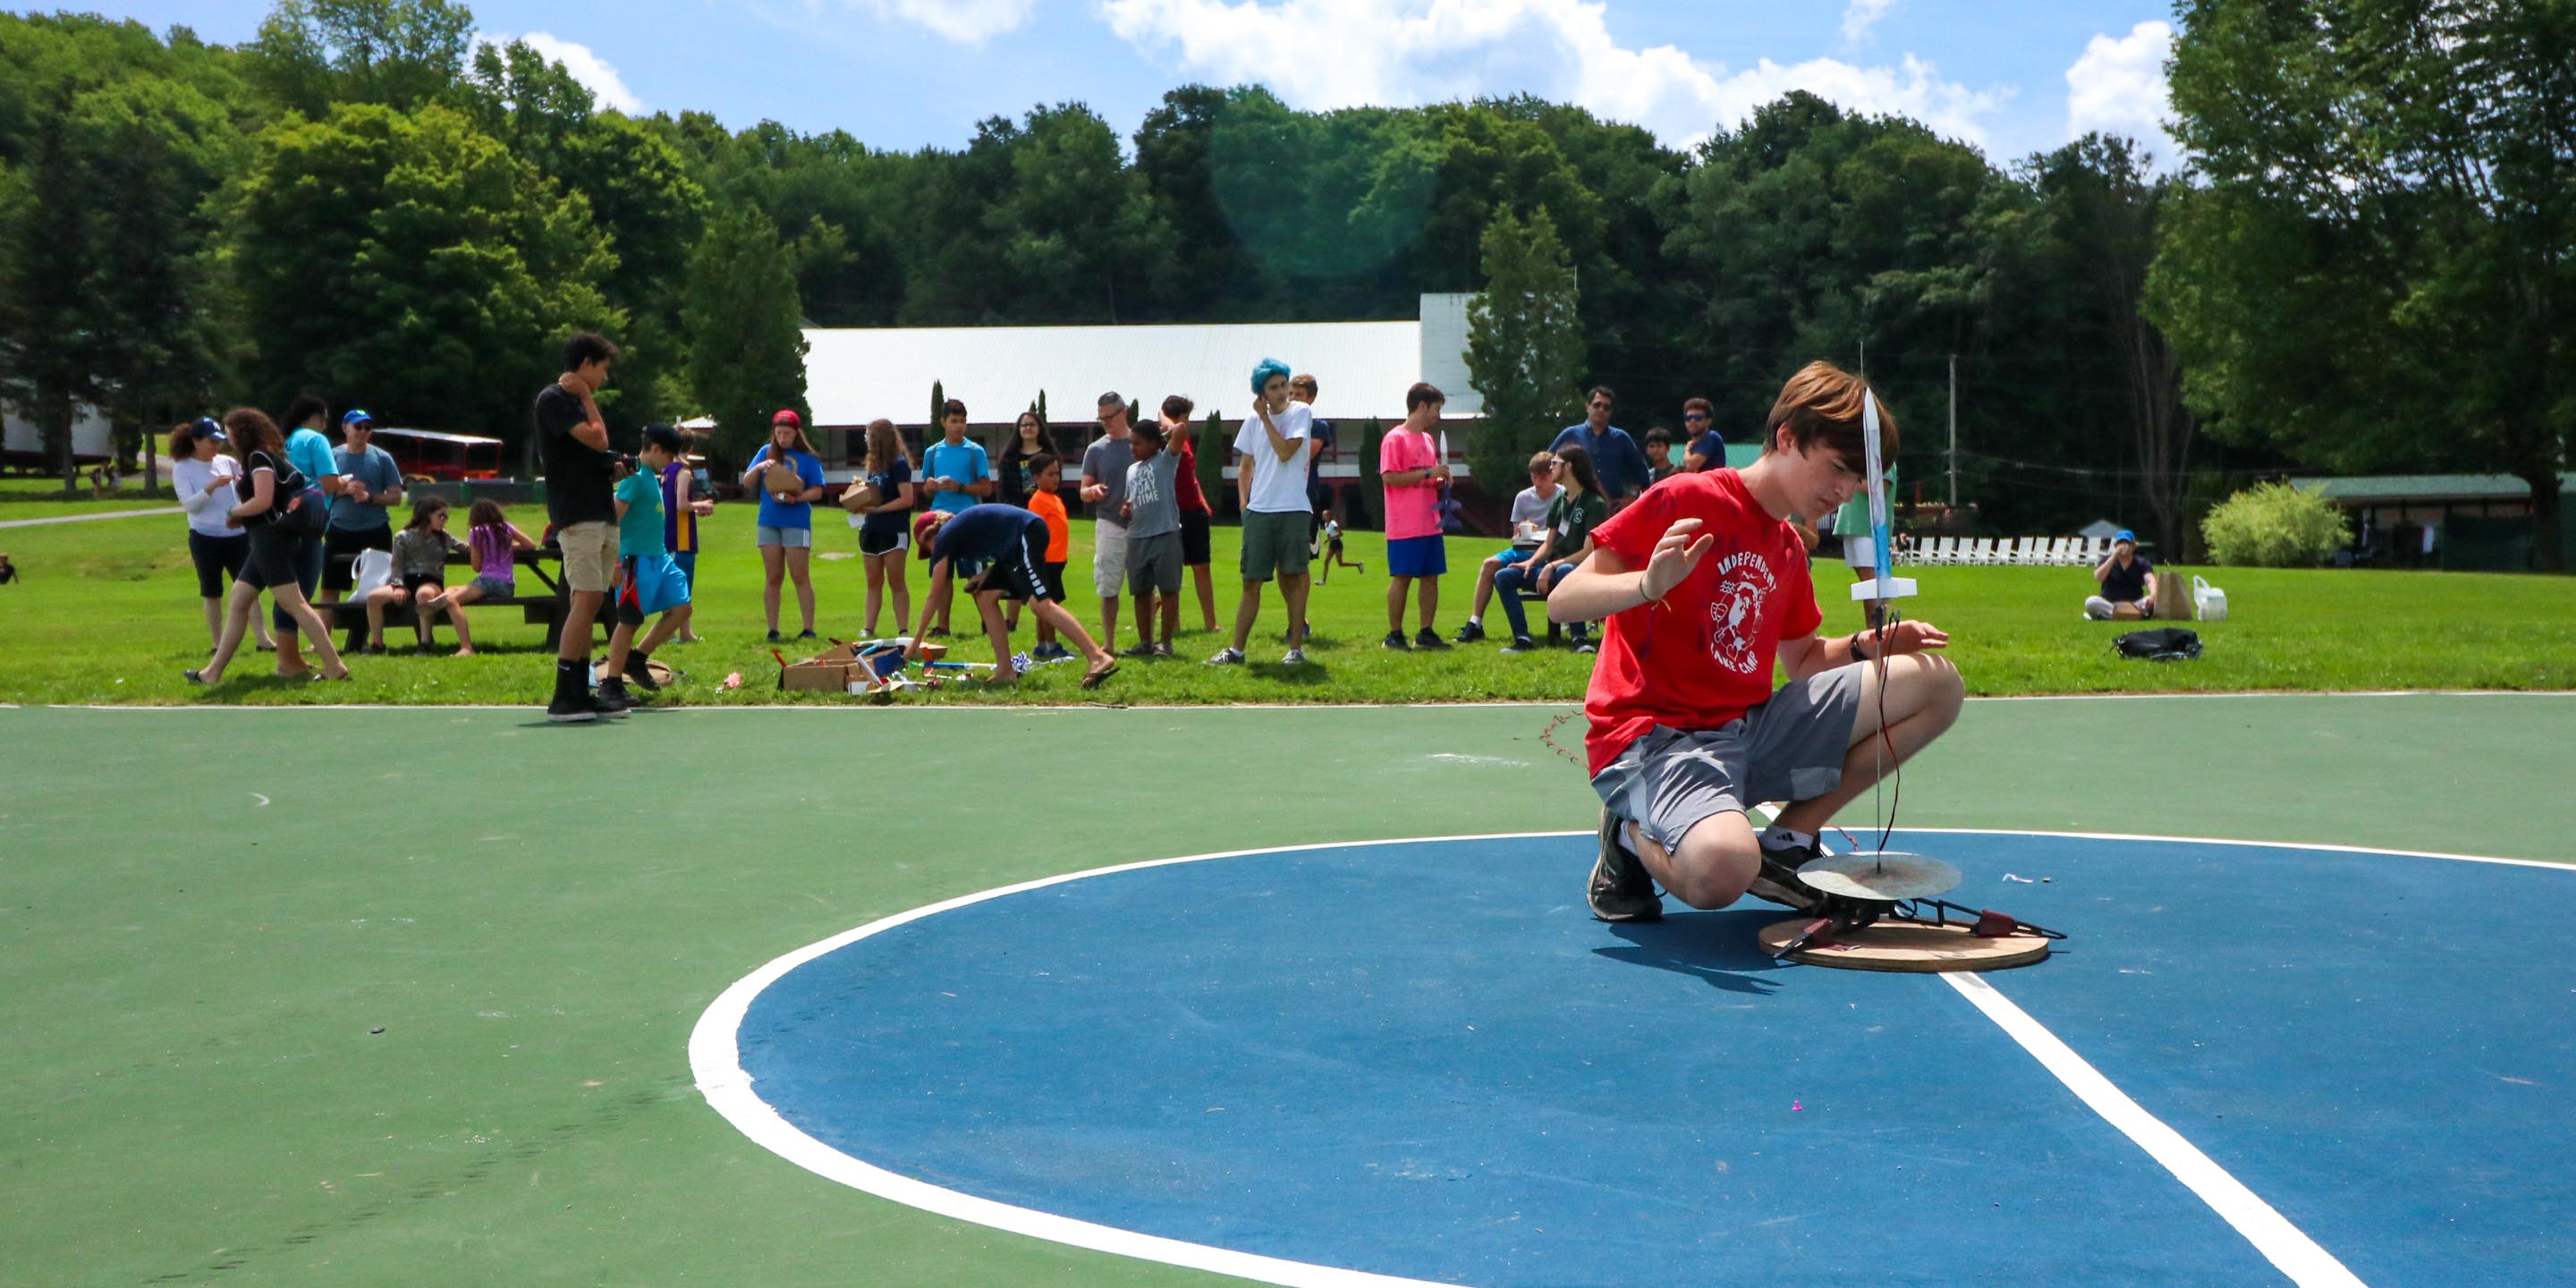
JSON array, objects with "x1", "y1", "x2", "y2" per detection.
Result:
[{"x1": 1580, "y1": 469, "x2": 1823, "y2": 776}]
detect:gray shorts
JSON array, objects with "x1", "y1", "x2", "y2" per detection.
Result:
[
  {"x1": 757, "y1": 524, "x2": 814, "y2": 549},
  {"x1": 1589, "y1": 665, "x2": 1865, "y2": 852},
  {"x1": 1241, "y1": 508, "x2": 1311, "y2": 580},
  {"x1": 1127, "y1": 530, "x2": 1181, "y2": 596}
]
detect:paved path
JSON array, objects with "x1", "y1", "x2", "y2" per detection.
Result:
[{"x1": 0, "y1": 506, "x2": 181, "y2": 529}]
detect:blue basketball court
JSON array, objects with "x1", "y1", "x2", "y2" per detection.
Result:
[{"x1": 694, "y1": 828, "x2": 2576, "y2": 1288}]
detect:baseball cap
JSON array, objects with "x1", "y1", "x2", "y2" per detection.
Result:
[
  {"x1": 642, "y1": 424, "x2": 685, "y2": 454},
  {"x1": 342, "y1": 409, "x2": 372, "y2": 427},
  {"x1": 2114, "y1": 529, "x2": 2136, "y2": 544},
  {"x1": 189, "y1": 416, "x2": 226, "y2": 444},
  {"x1": 772, "y1": 409, "x2": 801, "y2": 427}
]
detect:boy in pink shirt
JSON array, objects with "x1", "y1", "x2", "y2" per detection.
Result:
[{"x1": 1377, "y1": 382, "x2": 1453, "y2": 650}]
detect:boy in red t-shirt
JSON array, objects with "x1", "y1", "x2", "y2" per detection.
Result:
[{"x1": 1546, "y1": 361, "x2": 1963, "y2": 921}]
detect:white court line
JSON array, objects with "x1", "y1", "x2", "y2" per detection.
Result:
[
  {"x1": 691, "y1": 829, "x2": 2567, "y2": 1287},
  {"x1": 1942, "y1": 972, "x2": 2368, "y2": 1288},
  {"x1": 690, "y1": 831, "x2": 1575, "y2": 1288},
  {"x1": 24, "y1": 689, "x2": 2576, "y2": 714}
]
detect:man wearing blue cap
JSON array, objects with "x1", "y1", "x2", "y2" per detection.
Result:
[
  {"x1": 320, "y1": 409, "x2": 404, "y2": 631},
  {"x1": 2085, "y1": 530, "x2": 2157, "y2": 620}
]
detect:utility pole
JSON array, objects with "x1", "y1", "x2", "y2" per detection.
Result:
[{"x1": 1947, "y1": 352, "x2": 1958, "y2": 512}]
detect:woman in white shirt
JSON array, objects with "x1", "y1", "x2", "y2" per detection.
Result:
[{"x1": 170, "y1": 419, "x2": 275, "y2": 653}]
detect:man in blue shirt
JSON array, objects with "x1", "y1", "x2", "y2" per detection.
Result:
[
  {"x1": 273, "y1": 394, "x2": 348, "y2": 676},
  {"x1": 1549, "y1": 386, "x2": 1649, "y2": 507},
  {"x1": 320, "y1": 410, "x2": 404, "y2": 626},
  {"x1": 2085, "y1": 530, "x2": 2158, "y2": 619},
  {"x1": 1681, "y1": 396, "x2": 1725, "y2": 471}
]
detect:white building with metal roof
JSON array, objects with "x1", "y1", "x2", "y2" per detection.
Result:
[{"x1": 800, "y1": 292, "x2": 1483, "y2": 446}]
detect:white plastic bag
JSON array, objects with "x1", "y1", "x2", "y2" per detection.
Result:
[
  {"x1": 2191, "y1": 574, "x2": 2227, "y2": 622},
  {"x1": 352, "y1": 547, "x2": 394, "y2": 600}
]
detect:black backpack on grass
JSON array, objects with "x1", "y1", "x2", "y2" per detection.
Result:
[{"x1": 2114, "y1": 627, "x2": 2201, "y2": 661}]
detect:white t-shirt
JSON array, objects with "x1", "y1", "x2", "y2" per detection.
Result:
[
  {"x1": 1509, "y1": 486, "x2": 1552, "y2": 528},
  {"x1": 1231, "y1": 402, "x2": 1313, "y2": 514},
  {"x1": 174, "y1": 454, "x2": 243, "y2": 538}
]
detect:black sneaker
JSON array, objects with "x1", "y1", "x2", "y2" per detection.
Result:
[
  {"x1": 1747, "y1": 837, "x2": 1826, "y2": 911},
  {"x1": 547, "y1": 691, "x2": 597, "y2": 723},
  {"x1": 1412, "y1": 628, "x2": 1451, "y2": 650},
  {"x1": 1382, "y1": 630, "x2": 1410, "y2": 650},
  {"x1": 766, "y1": 629, "x2": 783, "y2": 643},
  {"x1": 589, "y1": 679, "x2": 633, "y2": 718},
  {"x1": 1453, "y1": 621, "x2": 1485, "y2": 644},
  {"x1": 622, "y1": 654, "x2": 661, "y2": 691},
  {"x1": 1500, "y1": 635, "x2": 1540, "y2": 654},
  {"x1": 1587, "y1": 807, "x2": 1663, "y2": 922}
]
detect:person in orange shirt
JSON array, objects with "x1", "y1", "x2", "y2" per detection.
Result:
[{"x1": 1025, "y1": 454, "x2": 1073, "y2": 659}]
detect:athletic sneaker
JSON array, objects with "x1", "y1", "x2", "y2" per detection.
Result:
[
  {"x1": 1453, "y1": 621, "x2": 1486, "y2": 644},
  {"x1": 766, "y1": 629, "x2": 783, "y2": 643},
  {"x1": 1283, "y1": 647, "x2": 1307, "y2": 665},
  {"x1": 1153, "y1": 641, "x2": 1173, "y2": 657},
  {"x1": 1412, "y1": 629, "x2": 1451, "y2": 650},
  {"x1": 1587, "y1": 807, "x2": 1663, "y2": 923},
  {"x1": 622, "y1": 654, "x2": 661, "y2": 691},
  {"x1": 1747, "y1": 836, "x2": 1826, "y2": 911},
  {"x1": 1122, "y1": 641, "x2": 1158, "y2": 658},
  {"x1": 592, "y1": 677, "x2": 636, "y2": 717},
  {"x1": 1207, "y1": 647, "x2": 1245, "y2": 665},
  {"x1": 1382, "y1": 630, "x2": 1411, "y2": 650},
  {"x1": 1575, "y1": 640, "x2": 1597, "y2": 656},
  {"x1": 1500, "y1": 635, "x2": 1540, "y2": 654},
  {"x1": 546, "y1": 692, "x2": 597, "y2": 723}
]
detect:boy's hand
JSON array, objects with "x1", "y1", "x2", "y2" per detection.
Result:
[
  {"x1": 1640, "y1": 518, "x2": 1715, "y2": 602},
  {"x1": 1869, "y1": 619, "x2": 1952, "y2": 655}
]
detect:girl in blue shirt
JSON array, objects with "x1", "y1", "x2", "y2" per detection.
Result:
[{"x1": 741, "y1": 409, "x2": 825, "y2": 640}]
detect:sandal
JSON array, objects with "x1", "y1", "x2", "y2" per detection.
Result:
[
  {"x1": 182, "y1": 668, "x2": 212, "y2": 686},
  {"x1": 1080, "y1": 660, "x2": 1119, "y2": 691}
]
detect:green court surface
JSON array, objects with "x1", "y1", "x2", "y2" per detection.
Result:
[{"x1": 3, "y1": 695, "x2": 2567, "y2": 1286}]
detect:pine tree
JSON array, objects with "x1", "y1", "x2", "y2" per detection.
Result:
[{"x1": 1463, "y1": 205, "x2": 1584, "y2": 490}]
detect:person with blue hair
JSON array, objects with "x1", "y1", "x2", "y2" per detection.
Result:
[{"x1": 1209, "y1": 360, "x2": 1315, "y2": 665}]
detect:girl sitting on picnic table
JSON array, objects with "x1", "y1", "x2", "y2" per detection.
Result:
[
  {"x1": 438, "y1": 498, "x2": 537, "y2": 657},
  {"x1": 364, "y1": 496, "x2": 470, "y2": 654},
  {"x1": 1492, "y1": 445, "x2": 1608, "y2": 654}
]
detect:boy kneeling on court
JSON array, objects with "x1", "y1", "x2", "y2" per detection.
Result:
[
  {"x1": 910, "y1": 503, "x2": 1119, "y2": 690},
  {"x1": 1547, "y1": 361, "x2": 1964, "y2": 920}
]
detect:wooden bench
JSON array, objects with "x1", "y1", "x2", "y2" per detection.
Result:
[{"x1": 326, "y1": 547, "x2": 593, "y2": 651}]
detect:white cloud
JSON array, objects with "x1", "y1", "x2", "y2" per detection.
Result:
[
  {"x1": 475, "y1": 31, "x2": 646, "y2": 114},
  {"x1": 855, "y1": 0, "x2": 1036, "y2": 43},
  {"x1": 1840, "y1": 0, "x2": 1897, "y2": 46},
  {"x1": 2064, "y1": 20, "x2": 2173, "y2": 155},
  {"x1": 1097, "y1": 0, "x2": 2008, "y2": 151}
]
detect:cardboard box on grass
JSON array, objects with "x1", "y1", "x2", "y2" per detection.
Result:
[{"x1": 778, "y1": 640, "x2": 863, "y2": 691}]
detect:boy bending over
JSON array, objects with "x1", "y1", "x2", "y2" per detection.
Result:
[
  {"x1": 1546, "y1": 362, "x2": 1963, "y2": 920},
  {"x1": 912, "y1": 503, "x2": 1118, "y2": 690}
]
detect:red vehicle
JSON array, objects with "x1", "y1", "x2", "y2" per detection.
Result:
[{"x1": 372, "y1": 428, "x2": 506, "y2": 481}]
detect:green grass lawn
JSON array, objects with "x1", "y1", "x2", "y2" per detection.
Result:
[
  {"x1": 0, "y1": 473, "x2": 181, "y2": 522},
  {"x1": 0, "y1": 504, "x2": 2570, "y2": 707}
]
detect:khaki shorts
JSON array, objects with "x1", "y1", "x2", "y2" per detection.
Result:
[
  {"x1": 1092, "y1": 520, "x2": 1129, "y2": 597},
  {"x1": 1240, "y1": 509, "x2": 1312, "y2": 581},
  {"x1": 558, "y1": 521, "x2": 618, "y2": 595}
]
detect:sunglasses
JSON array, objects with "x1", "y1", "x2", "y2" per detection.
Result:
[{"x1": 1683, "y1": 412, "x2": 1707, "y2": 422}]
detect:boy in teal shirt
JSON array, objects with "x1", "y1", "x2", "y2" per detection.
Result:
[{"x1": 604, "y1": 427, "x2": 696, "y2": 705}]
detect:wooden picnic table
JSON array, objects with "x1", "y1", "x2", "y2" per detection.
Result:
[{"x1": 328, "y1": 546, "x2": 594, "y2": 650}]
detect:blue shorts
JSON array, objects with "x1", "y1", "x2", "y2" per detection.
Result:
[
  {"x1": 1387, "y1": 534, "x2": 1446, "y2": 579},
  {"x1": 1489, "y1": 547, "x2": 1534, "y2": 569}
]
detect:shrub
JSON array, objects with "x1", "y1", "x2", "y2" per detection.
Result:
[{"x1": 2200, "y1": 481, "x2": 2351, "y2": 567}]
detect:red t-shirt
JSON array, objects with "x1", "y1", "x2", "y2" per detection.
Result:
[
  {"x1": 1173, "y1": 434, "x2": 1210, "y2": 515},
  {"x1": 1581, "y1": 469, "x2": 1823, "y2": 775}
]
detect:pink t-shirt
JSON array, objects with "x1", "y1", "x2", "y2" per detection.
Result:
[{"x1": 1378, "y1": 428, "x2": 1442, "y2": 540}]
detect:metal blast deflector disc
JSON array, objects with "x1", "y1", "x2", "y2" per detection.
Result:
[{"x1": 1799, "y1": 852, "x2": 1962, "y2": 901}]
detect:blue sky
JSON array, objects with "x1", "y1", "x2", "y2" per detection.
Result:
[{"x1": 72, "y1": 0, "x2": 2179, "y2": 165}]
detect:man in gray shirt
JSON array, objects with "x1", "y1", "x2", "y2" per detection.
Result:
[
  {"x1": 1118, "y1": 419, "x2": 1182, "y2": 657},
  {"x1": 321, "y1": 410, "x2": 404, "y2": 619},
  {"x1": 1079, "y1": 392, "x2": 1137, "y2": 653}
]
